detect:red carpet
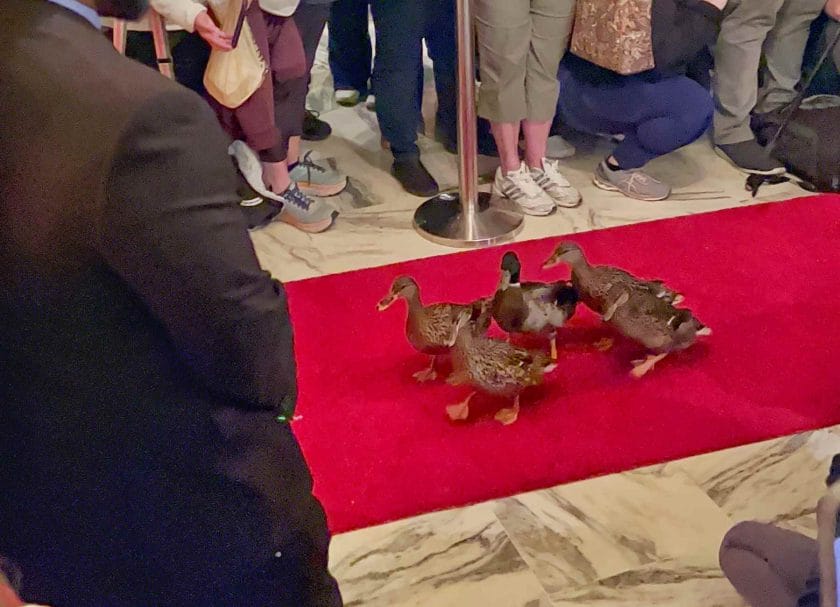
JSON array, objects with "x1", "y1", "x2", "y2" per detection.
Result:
[{"x1": 286, "y1": 195, "x2": 840, "y2": 533}]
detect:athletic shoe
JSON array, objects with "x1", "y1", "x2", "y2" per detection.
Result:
[
  {"x1": 520, "y1": 134, "x2": 576, "y2": 159},
  {"x1": 237, "y1": 180, "x2": 280, "y2": 230},
  {"x1": 336, "y1": 89, "x2": 360, "y2": 107},
  {"x1": 530, "y1": 158, "x2": 581, "y2": 208},
  {"x1": 391, "y1": 157, "x2": 439, "y2": 197},
  {"x1": 715, "y1": 140, "x2": 786, "y2": 175},
  {"x1": 289, "y1": 151, "x2": 347, "y2": 197},
  {"x1": 493, "y1": 162, "x2": 555, "y2": 216},
  {"x1": 272, "y1": 183, "x2": 338, "y2": 233},
  {"x1": 593, "y1": 160, "x2": 671, "y2": 201},
  {"x1": 302, "y1": 110, "x2": 331, "y2": 141}
]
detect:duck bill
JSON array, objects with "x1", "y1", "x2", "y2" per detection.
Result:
[
  {"x1": 542, "y1": 256, "x2": 561, "y2": 270},
  {"x1": 377, "y1": 294, "x2": 397, "y2": 311}
]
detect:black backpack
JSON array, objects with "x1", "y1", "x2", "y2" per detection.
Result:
[{"x1": 750, "y1": 26, "x2": 840, "y2": 195}]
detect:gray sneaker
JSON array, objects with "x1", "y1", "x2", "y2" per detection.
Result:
[
  {"x1": 593, "y1": 161, "x2": 671, "y2": 201},
  {"x1": 289, "y1": 152, "x2": 348, "y2": 197},
  {"x1": 274, "y1": 183, "x2": 338, "y2": 233}
]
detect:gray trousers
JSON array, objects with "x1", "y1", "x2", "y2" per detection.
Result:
[
  {"x1": 720, "y1": 521, "x2": 819, "y2": 607},
  {"x1": 713, "y1": 0, "x2": 825, "y2": 145}
]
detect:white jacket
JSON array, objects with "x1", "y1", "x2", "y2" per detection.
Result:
[
  {"x1": 102, "y1": 0, "x2": 217, "y2": 32},
  {"x1": 103, "y1": 0, "x2": 300, "y2": 32}
]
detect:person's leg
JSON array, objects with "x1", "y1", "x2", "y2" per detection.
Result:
[
  {"x1": 272, "y1": 15, "x2": 347, "y2": 198},
  {"x1": 712, "y1": 0, "x2": 787, "y2": 174},
  {"x1": 170, "y1": 32, "x2": 211, "y2": 95},
  {"x1": 328, "y1": 0, "x2": 372, "y2": 100},
  {"x1": 425, "y1": 0, "x2": 457, "y2": 145},
  {"x1": 246, "y1": 12, "x2": 336, "y2": 233},
  {"x1": 561, "y1": 71, "x2": 711, "y2": 200},
  {"x1": 371, "y1": 0, "x2": 439, "y2": 196},
  {"x1": 475, "y1": 0, "x2": 530, "y2": 173},
  {"x1": 713, "y1": 0, "x2": 785, "y2": 145},
  {"x1": 294, "y1": 2, "x2": 333, "y2": 141},
  {"x1": 522, "y1": 0, "x2": 574, "y2": 167},
  {"x1": 758, "y1": 0, "x2": 826, "y2": 112},
  {"x1": 720, "y1": 521, "x2": 819, "y2": 607},
  {"x1": 522, "y1": 0, "x2": 579, "y2": 208}
]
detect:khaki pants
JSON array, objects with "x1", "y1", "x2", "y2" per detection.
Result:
[
  {"x1": 475, "y1": 0, "x2": 575, "y2": 123},
  {"x1": 713, "y1": 0, "x2": 825, "y2": 145}
]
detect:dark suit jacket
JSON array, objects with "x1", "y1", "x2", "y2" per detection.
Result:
[{"x1": 0, "y1": 2, "x2": 313, "y2": 604}]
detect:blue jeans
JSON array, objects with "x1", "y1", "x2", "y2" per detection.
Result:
[
  {"x1": 558, "y1": 68, "x2": 714, "y2": 169},
  {"x1": 425, "y1": 0, "x2": 457, "y2": 141},
  {"x1": 370, "y1": 0, "x2": 429, "y2": 159},
  {"x1": 328, "y1": 0, "x2": 372, "y2": 96}
]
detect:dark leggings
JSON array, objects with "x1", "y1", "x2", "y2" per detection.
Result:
[
  {"x1": 720, "y1": 521, "x2": 820, "y2": 607},
  {"x1": 558, "y1": 68, "x2": 714, "y2": 170},
  {"x1": 294, "y1": 2, "x2": 331, "y2": 83}
]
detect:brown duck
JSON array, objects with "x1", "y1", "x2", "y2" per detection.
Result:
[
  {"x1": 447, "y1": 309, "x2": 556, "y2": 425},
  {"x1": 542, "y1": 241, "x2": 683, "y2": 317},
  {"x1": 492, "y1": 252, "x2": 578, "y2": 361},
  {"x1": 603, "y1": 288, "x2": 711, "y2": 377},
  {"x1": 377, "y1": 276, "x2": 490, "y2": 382}
]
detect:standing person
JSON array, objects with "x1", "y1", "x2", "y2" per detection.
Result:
[
  {"x1": 369, "y1": 0, "x2": 441, "y2": 196},
  {"x1": 0, "y1": 0, "x2": 343, "y2": 605},
  {"x1": 207, "y1": 0, "x2": 347, "y2": 232},
  {"x1": 296, "y1": 0, "x2": 336, "y2": 141},
  {"x1": 474, "y1": 0, "x2": 581, "y2": 216},
  {"x1": 328, "y1": 0, "x2": 374, "y2": 107},
  {"x1": 557, "y1": 0, "x2": 725, "y2": 201},
  {"x1": 713, "y1": 0, "x2": 826, "y2": 175}
]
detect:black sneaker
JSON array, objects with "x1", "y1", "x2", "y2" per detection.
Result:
[
  {"x1": 715, "y1": 140, "x2": 786, "y2": 176},
  {"x1": 302, "y1": 110, "x2": 332, "y2": 142},
  {"x1": 391, "y1": 157, "x2": 439, "y2": 197},
  {"x1": 237, "y1": 180, "x2": 280, "y2": 230}
]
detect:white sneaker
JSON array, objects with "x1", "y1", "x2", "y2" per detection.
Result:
[
  {"x1": 365, "y1": 95, "x2": 376, "y2": 111},
  {"x1": 493, "y1": 162, "x2": 555, "y2": 216},
  {"x1": 335, "y1": 89, "x2": 361, "y2": 107},
  {"x1": 530, "y1": 158, "x2": 582, "y2": 208}
]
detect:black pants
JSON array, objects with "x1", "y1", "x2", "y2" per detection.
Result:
[
  {"x1": 295, "y1": 2, "x2": 331, "y2": 84},
  {"x1": 124, "y1": 30, "x2": 210, "y2": 95}
]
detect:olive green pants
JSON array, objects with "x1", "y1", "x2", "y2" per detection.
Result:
[
  {"x1": 475, "y1": 0, "x2": 576, "y2": 123},
  {"x1": 713, "y1": 0, "x2": 826, "y2": 145}
]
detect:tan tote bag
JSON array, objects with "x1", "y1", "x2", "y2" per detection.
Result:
[
  {"x1": 570, "y1": 0, "x2": 655, "y2": 76},
  {"x1": 204, "y1": 0, "x2": 267, "y2": 109}
]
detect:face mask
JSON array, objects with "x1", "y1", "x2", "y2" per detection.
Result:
[{"x1": 94, "y1": 0, "x2": 149, "y2": 20}]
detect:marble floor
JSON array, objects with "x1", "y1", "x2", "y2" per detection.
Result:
[{"x1": 250, "y1": 39, "x2": 827, "y2": 607}]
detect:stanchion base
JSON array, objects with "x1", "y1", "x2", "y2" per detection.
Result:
[{"x1": 413, "y1": 192, "x2": 524, "y2": 248}]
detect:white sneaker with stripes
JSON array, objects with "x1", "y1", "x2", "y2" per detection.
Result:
[
  {"x1": 493, "y1": 162, "x2": 555, "y2": 216},
  {"x1": 530, "y1": 158, "x2": 581, "y2": 208}
]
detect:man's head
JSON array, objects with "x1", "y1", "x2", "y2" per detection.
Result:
[{"x1": 89, "y1": 0, "x2": 149, "y2": 20}]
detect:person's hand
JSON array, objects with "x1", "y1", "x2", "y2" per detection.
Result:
[
  {"x1": 826, "y1": 0, "x2": 840, "y2": 21},
  {"x1": 702, "y1": 0, "x2": 728, "y2": 10},
  {"x1": 194, "y1": 11, "x2": 233, "y2": 51}
]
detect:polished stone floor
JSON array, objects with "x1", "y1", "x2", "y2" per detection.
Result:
[{"x1": 250, "y1": 37, "x2": 825, "y2": 607}]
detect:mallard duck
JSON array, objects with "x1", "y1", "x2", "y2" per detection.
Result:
[
  {"x1": 377, "y1": 276, "x2": 490, "y2": 382},
  {"x1": 492, "y1": 251, "x2": 578, "y2": 361},
  {"x1": 447, "y1": 309, "x2": 557, "y2": 425},
  {"x1": 542, "y1": 242, "x2": 683, "y2": 316},
  {"x1": 604, "y1": 288, "x2": 711, "y2": 377}
]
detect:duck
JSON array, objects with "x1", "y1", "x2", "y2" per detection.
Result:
[
  {"x1": 604, "y1": 288, "x2": 711, "y2": 377},
  {"x1": 542, "y1": 242, "x2": 683, "y2": 317},
  {"x1": 377, "y1": 276, "x2": 490, "y2": 382},
  {"x1": 492, "y1": 251, "x2": 579, "y2": 361},
  {"x1": 447, "y1": 308, "x2": 557, "y2": 425}
]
